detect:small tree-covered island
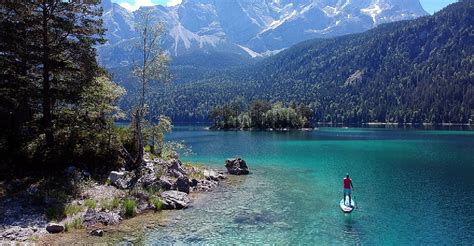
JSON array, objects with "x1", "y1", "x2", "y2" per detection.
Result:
[
  {"x1": 209, "y1": 100, "x2": 313, "y2": 130},
  {"x1": 1, "y1": 0, "x2": 473, "y2": 244}
]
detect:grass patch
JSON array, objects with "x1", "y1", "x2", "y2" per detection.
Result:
[
  {"x1": 100, "y1": 198, "x2": 120, "y2": 210},
  {"x1": 64, "y1": 204, "x2": 82, "y2": 217},
  {"x1": 150, "y1": 197, "x2": 164, "y2": 211},
  {"x1": 84, "y1": 199, "x2": 97, "y2": 209},
  {"x1": 122, "y1": 198, "x2": 136, "y2": 218},
  {"x1": 64, "y1": 218, "x2": 83, "y2": 232}
]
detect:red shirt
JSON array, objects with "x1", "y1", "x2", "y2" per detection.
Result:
[{"x1": 343, "y1": 178, "x2": 352, "y2": 189}]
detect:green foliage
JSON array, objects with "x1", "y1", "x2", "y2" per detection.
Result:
[
  {"x1": 183, "y1": 162, "x2": 206, "y2": 180},
  {"x1": 210, "y1": 100, "x2": 312, "y2": 129},
  {"x1": 64, "y1": 218, "x2": 83, "y2": 232},
  {"x1": 64, "y1": 204, "x2": 82, "y2": 217},
  {"x1": 100, "y1": 198, "x2": 120, "y2": 211},
  {"x1": 0, "y1": 2, "x2": 125, "y2": 175},
  {"x1": 84, "y1": 199, "x2": 97, "y2": 209},
  {"x1": 138, "y1": 2, "x2": 474, "y2": 125},
  {"x1": 122, "y1": 198, "x2": 137, "y2": 218},
  {"x1": 161, "y1": 141, "x2": 193, "y2": 160},
  {"x1": 150, "y1": 197, "x2": 164, "y2": 211}
]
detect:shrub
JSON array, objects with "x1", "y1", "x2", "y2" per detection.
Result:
[
  {"x1": 150, "y1": 197, "x2": 164, "y2": 211},
  {"x1": 64, "y1": 218, "x2": 83, "y2": 232},
  {"x1": 84, "y1": 199, "x2": 96, "y2": 209},
  {"x1": 64, "y1": 204, "x2": 82, "y2": 217},
  {"x1": 122, "y1": 198, "x2": 136, "y2": 218}
]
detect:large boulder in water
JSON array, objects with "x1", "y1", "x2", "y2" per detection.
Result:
[
  {"x1": 160, "y1": 191, "x2": 190, "y2": 209},
  {"x1": 225, "y1": 158, "x2": 249, "y2": 175}
]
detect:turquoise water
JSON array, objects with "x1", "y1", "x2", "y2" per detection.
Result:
[{"x1": 144, "y1": 127, "x2": 474, "y2": 245}]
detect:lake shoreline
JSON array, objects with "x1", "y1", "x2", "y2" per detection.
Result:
[{"x1": 0, "y1": 154, "x2": 230, "y2": 243}]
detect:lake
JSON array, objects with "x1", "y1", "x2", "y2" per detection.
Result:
[{"x1": 143, "y1": 126, "x2": 474, "y2": 244}]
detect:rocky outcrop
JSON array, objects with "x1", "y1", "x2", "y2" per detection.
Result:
[
  {"x1": 159, "y1": 176, "x2": 173, "y2": 190},
  {"x1": 46, "y1": 223, "x2": 64, "y2": 233},
  {"x1": 161, "y1": 191, "x2": 190, "y2": 209},
  {"x1": 108, "y1": 171, "x2": 133, "y2": 189},
  {"x1": 83, "y1": 208, "x2": 121, "y2": 227},
  {"x1": 136, "y1": 173, "x2": 157, "y2": 188},
  {"x1": 225, "y1": 158, "x2": 249, "y2": 175},
  {"x1": 167, "y1": 159, "x2": 186, "y2": 178},
  {"x1": 176, "y1": 176, "x2": 190, "y2": 194},
  {"x1": 203, "y1": 169, "x2": 226, "y2": 181}
]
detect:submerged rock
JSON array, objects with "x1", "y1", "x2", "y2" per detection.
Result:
[
  {"x1": 161, "y1": 191, "x2": 190, "y2": 209},
  {"x1": 225, "y1": 158, "x2": 249, "y2": 175},
  {"x1": 194, "y1": 179, "x2": 218, "y2": 192},
  {"x1": 46, "y1": 223, "x2": 64, "y2": 233}
]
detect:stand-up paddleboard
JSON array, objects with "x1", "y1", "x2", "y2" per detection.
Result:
[{"x1": 340, "y1": 196, "x2": 355, "y2": 213}]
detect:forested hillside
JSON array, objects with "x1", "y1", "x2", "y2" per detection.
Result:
[{"x1": 151, "y1": 1, "x2": 473, "y2": 124}]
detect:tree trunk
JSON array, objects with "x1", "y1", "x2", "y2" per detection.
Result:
[
  {"x1": 42, "y1": 3, "x2": 53, "y2": 147},
  {"x1": 134, "y1": 109, "x2": 144, "y2": 168}
]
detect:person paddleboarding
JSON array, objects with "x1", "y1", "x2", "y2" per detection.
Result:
[{"x1": 343, "y1": 173, "x2": 354, "y2": 207}]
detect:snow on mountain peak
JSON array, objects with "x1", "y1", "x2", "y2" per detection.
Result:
[{"x1": 99, "y1": 0, "x2": 428, "y2": 67}]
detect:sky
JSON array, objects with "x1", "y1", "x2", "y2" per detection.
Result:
[
  {"x1": 419, "y1": 0, "x2": 458, "y2": 14},
  {"x1": 112, "y1": 0, "x2": 457, "y2": 14}
]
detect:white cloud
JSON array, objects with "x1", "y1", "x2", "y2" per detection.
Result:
[
  {"x1": 167, "y1": 0, "x2": 182, "y2": 7},
  {"x1": 119, "y1": 0, "x2": 182, "y2": 11}
]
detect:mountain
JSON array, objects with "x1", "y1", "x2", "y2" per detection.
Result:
[
  {"x1": 149, "y1": 1, "x2": 474, "y2": 124},
  {"x1": 98, "y1": 0, "x2": 428, "y2": 72}
]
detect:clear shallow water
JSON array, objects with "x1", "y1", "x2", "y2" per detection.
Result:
[{"x1": 144, "y1": 127, "x2": 474, "y2": 245}]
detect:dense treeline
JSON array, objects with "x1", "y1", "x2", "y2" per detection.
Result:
[
  {"x1": 209, "y1": 100, "x2": 313, "y2": 129},
  {"x1": 145, "y1": 1, "x2": 473, "y2": 124},
  {"x1": 0, "y1": 1, "x2": 171, "y2": 178},
  {"x1": 0, "y1": 1, "x2": 119, "y2": 176}
]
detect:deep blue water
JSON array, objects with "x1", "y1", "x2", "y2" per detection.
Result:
[{"x1": 143, "y1": 127, "x2": 474, "y2": 245}]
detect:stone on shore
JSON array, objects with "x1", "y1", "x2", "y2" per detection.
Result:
[
  {"x1": 225, "y1": 158, "x2": 249, "y2": 175},
  {"x1": 46, "y1": 223, "x2": 64, "y2": 234},
  {"x1": 176, "y1": 176, "x2": 190, "y2": 193},
  {"x1": 83, "y1": 208, "x2": 121, "y2": 227},
  {"x1": 161, "y1": 191, "x2": 190, "y2": 209},
  {"x1": 108, "y1": 171, "x2": 132, "y2": 189},
  {"x1": 90, "y1": 229, "x2": 104, "y2": 237},
  {"x1": 159, "y1": 176, "x2": 173, "y2": 190},
  {"x1": 167, "y1": 159, "x2": 186, "y2": 178}
]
